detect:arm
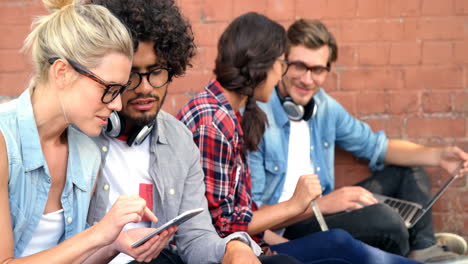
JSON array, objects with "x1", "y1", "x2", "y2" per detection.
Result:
[
  {"x1": 385, "y1": 140, "x2": 468, "y2": 175},
  {"x1": 0, "y1": 130, "x2": 158, "y2": 264}
]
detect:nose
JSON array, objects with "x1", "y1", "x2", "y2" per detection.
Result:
[
  {"x1": 299, "y1": 70, "x2": 314, "y2": 85},
  {"x1": 135, "y1": 75, "x2": 153, "y2": 94},
  {"x1": 108, "y1": 93, "x2": 122, "y2": 111}
]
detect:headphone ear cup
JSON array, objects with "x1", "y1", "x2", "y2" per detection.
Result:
[
  {"x1": 283, "y1": 99, "x2": 304, "y2": 121},
  {"x1": 126, "y1": 124, "x2": 153, "y2": 147},
  {"x1": 104, "y1": 111, "x2": 124, "y2": 138}
]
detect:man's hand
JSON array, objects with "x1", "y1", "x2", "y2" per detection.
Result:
[
  {"x1": 112, "y1": 226, "x2": 177, "y2": 263},
  {"x1": 222, "y1": 240, "x2": 261, "y2": 264},
  {"x1": 289, "y1": 174, "x2": 322, "y2": 213},
  {"x1": 438, "y1": 146, "x2": 468, "y2": 177},
  {"x1": 316, "y1": 186, "x2": 378, "y2": 215}
]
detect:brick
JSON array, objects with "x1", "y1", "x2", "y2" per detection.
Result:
[
  {"x1": 266, "y1": 0, "x2": 295, "y2": 21},
  {"x1": 335, "y1": 146, "x2": 360, "y2": 165},
  {"x1": 328, "y1": 91, "x2": 357, "y2": 115},
  {"x1": 417, "y1": 17, "x2": 465, "y2": 40},
  {"x1": 340, "y1": 20, "x2": 381, "y2": 42},
  {"x1": 357, "y1": 0, "x2": 388, "y2": 18},
  {"x1": 422, "y1": 92, "x2": 452, "y2": 113},
  {"x1": 389, "y1": 0, "x2": 421, "y2": 17},
  {"x1": 406, "y1": 117, "x2": 465, "y2": 137},
  {"x1": 191, "y1": 22, "x2": 228, "y2": 46},
  {"x1": 341, "y1": 68, "x2": 404, "y2": 90},
  {"x1": 336, "y1": 44, "x2": 359, "y2": 66},
  {"x1": 201, "y1": 0, "x2": 233, "y2": 22},
  {"x1": 404, "y1": 66, "x2": 463, "y2": 90},
  {"x1": 356, "y1": 92, "x2": 387, "y2": 114},
  {"x1": 422, "y1": 0, "x2": 455, "y2": 16},
  {"x1": 334, "y1": 163, "x2": 370, "y2": 187},
  {"x1": 380, "y1": 20, "x2": 405, "y2": 41},
  {"x1": 455, "y1": 0, "x2": 468, "y2": 14},
  {"x1": 0, "y1": 50, "x2": 29, "y2": 72},
  {"x1": 0, "y1": 25, "x2": 31, "y2": 49},
  {"x1": 386, "y1": 116, "x2": 404, "y2": 138},
  {"x1": 169, "y1": 69, "x2": 211, "y2": 95},
  {"x1": 388, "y1": 91, "x2": 420, "y2": 114},
  {"x1": 178, "y1": 0, "x2": 203, "y2": 23},
  {"x1": 161, "y1": 93, "x2": 193, "y2": 116},
  {"x1": 190, "y1": 45, "x2": 217, "y2": 73},
  {"x1": 359, "y1": 43, "x2": 390, "y2": 65},
  {"x1": 326, "y1": 0, "x2": 358, "y2": 18},
  {"x1": 454, "y1": 41, "x2": 468, "y2": 64},
  {"x1": 0, "y1": 72, "x2": 29, "y2": 96},
  {"x1": 233, "y1": 0, "x2": 267, "y2": 18},
  {"x1": 0, "y1": 4, "x2": 32, "y2": 25},
  {"x1": 296, "y1": 0, "x2": 327, "y2": 20},
  {"x1": 422, "y1": 41, "x2": 453, "y2": 64},
  {"x1": 364, "y1": 118, "x2": 386, "y2": 132},
  {"x1": 453, "y1": 92, "x2": 468, "y2": 113},
  {"x1": 389, "y1": 41, "x2": 422, "y2": 65}
]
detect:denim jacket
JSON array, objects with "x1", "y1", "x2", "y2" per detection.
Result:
[
  {"x1": 88, "y1": 110, "x2": 260, "y2": 264},
  {"x1": 0, "y1": 89, "x2": 100, "y2": 257},
  {"x1": 248, "y1": 88, "x2": 388, "y2": 207}
]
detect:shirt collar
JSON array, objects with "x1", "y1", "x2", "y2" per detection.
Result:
[
  {"x1": 206, "y1": 80, "x2": 243, "y2": 134},
  {"x1": 17, "y1": 89, "x2": 46, "y2": 172}
]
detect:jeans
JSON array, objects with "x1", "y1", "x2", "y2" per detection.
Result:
[
  {"x1": 127, "y1": 248, "x2": 301, "y2": 264},
  {"x1": 271, "y1": 229, "x2": 422, "y2": 264},
  {"x1": 283, "y1": 166, "x2": 435, "y2": 256}
]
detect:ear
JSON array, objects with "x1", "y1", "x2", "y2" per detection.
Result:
[{"x1": 49, "y1": 59, "x2": 72, "y2": 89}]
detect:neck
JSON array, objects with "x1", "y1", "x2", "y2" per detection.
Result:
[
  {"x1": 32, "y1": 84, "x2": 69, "y2": 144},
  {"x1": 222, "y1": 88, "x2": 248, "y2": 112}
]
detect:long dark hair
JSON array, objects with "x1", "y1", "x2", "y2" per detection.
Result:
[{"x1": 214, "y1": 12, "x2": 286, "y2": 151}]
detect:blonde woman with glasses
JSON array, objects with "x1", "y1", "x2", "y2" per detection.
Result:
[{"x1": 0, "y1": 0, "x2": 160, "y2": 263}]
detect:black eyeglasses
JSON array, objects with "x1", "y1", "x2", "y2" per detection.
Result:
[
  {"x1": 48, "y1": 57, "x2": 131, "y2": 104},
  {"x1": 277, "y1": 59, "x2": 290, "y2": 76},
  {"x1": 128, "y1": 67, "x2": 173, "y2": 91},
  {"x1": 285, "y1": 60, "x2": 330, "y2": 77}
]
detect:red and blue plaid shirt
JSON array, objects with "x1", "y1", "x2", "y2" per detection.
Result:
[{"x1": 177, "y1": 80, "x2": 262, "y2": 241}]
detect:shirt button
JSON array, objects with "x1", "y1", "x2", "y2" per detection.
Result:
[
  {"x1": 274, "y1": 166, "x2": 279, "y2": 171},
  {"x1": 67, "y1": 217, "x2": 73, "y2": 224},
  {"x1": 103, "y1": 184, "x2": 110, "y2": 191},
  {"x1": 169, "y1": 188, "x2": 175, "y2": 195},
  {"x1": 323, "y1": 142, "x2": 329, "y2": 148},
  {"x1": 310, "y1": 146, "x2": 314, "y2": 151},
  {"x1": 317, "y1": 167, "x2": 321, "y2": 172},
  {"x1": 102, "y1": 146, "x2": 107, "y2": 152}
]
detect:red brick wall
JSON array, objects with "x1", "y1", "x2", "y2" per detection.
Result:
[{"x1": 1, "y1": 0, "x2": 467, "y2": 239}]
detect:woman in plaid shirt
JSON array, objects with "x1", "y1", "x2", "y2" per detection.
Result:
[{"x1": 178, "y1": 12, "x2": 421, "y2": 264}]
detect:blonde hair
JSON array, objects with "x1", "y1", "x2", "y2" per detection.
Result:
[{"x1": 23, "y1": 0, "x2": 133, "y2": 89}]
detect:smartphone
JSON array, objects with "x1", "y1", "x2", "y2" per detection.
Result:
[{"x1": 131, "y1": 208, "x2": 204, "y2": 248}]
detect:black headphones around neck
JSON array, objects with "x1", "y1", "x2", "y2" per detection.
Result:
[
  {"x1": 275, "y1": 86, "x2": 317, "y2": 121},
  {"x1": 103, "y1": 111, "x2": 153, "y2": 146}
]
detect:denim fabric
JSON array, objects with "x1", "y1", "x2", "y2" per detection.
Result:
[
  {"x1": 272, "y1": 229, "x2": 422, "y2": 264},
  {"x1": 248, "y1": 88, "x2": 388, "y2": 207},
  {"x1": 0, "y1": 89, "x2": 100, "y2": 257}
]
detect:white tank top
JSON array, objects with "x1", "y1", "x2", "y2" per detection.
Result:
[{"x1": 21, "y1": 209, "x2": 65, "y2": 257}]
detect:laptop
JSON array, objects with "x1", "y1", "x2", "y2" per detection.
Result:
[{"x1": 372, "y1": 162, "x2": 464, "y2": 229}]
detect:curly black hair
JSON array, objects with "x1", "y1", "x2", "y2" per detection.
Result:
[{"x1": 88, "y1": 0, "x2": 196, "y2": 77}]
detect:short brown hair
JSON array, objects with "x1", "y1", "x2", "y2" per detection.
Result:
[{"x1": 287, "y1": 19, "x2": 338, "y2": 66}]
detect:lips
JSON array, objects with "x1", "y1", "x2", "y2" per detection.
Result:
[
  {"x1": 130, "y1": 98, "x2": 156, "y2": 111},
  {"x1": 97, "y1": 116, "x2": 108, "y2": 126}
]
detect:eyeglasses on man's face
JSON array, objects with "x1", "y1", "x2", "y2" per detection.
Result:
[
  {"x1": 127, "y1": 67, "x2": 173, "y2": 91},
  {"x1": 48, "y1": 57, "x2": 131, "y2": 104},
  {"x1": 285, "y1": 60, "x2": 330, "y2": 77}
]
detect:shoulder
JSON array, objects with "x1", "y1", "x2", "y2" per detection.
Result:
[{"x1": 177, "y1": 92, "x2": 224, "y2": 132}]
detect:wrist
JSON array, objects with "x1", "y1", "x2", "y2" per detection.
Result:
[{"x1": 226, "y1": 239, "x2": 251, "y2": 253}]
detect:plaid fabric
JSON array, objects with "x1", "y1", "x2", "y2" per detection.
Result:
[{"x1": 177, "y1": 80, "x2": 263, "y2": 242}]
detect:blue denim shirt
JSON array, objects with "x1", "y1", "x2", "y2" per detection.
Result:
[
  {"x1": 248, "y1": 88, "x2": 388, "y2": 207},
  {"x1": 0, "y1": 89, "x2": 100, "y2": 257}
]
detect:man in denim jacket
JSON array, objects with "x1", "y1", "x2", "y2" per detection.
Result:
[{"x1": 248, "y1": 19, "x2": 468, "y2": 263}]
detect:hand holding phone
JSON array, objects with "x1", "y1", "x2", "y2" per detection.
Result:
[{"x1": 131, "y1": 208, "x2": 204, "y2": 248}]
